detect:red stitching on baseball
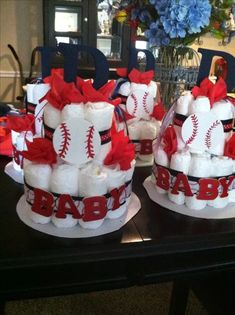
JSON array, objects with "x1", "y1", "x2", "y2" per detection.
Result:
[
  {"x1": 58, "y1": 123, "x2": 71, "y2": 158},
  {"x1": 86, "y1": 126, "x2": 95, "y2": 158},
  {"x1": 205, "y1": 120, "x2": 220, "y2": 149},
  {"x1": 130, "y1": 93, "x2": 138, "y2": 116},
  {"x1": 185, "y1": 114, "x2": 198, "y2": 145},
  {"x1": 143, "y1": 91, "x2": 150, "y2": 114}
]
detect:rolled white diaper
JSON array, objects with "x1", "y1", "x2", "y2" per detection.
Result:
[
  {"x1": 185, "y1": 194, "x2": 207, "y2": 210},
  {"x1": 118, "y1": 81, "x2": 131, "y2": 96},
  {"x1": 43, "y1": 103, "x2": 61, "y2": 129},
  {"x1": 61, "y1": 103, "x2": 85, "y2": 121},
  {"x1": 168, "y1": 190, "x2": 185, "y2": 205},
  {"x1": 188, "y1": 96, "x2": 210, "y2": 114},
  {"x1": 170, "y1": 149, "x2": 191, "y2": 174},
  {"x1": 85, "y1": 102, "x2": 114, "y2": 132}
]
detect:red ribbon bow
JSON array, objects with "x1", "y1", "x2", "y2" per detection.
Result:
[
  {"x1": 161, "y1": 125, "x2": 178, "y2": 159},
  {"x1": 191, "y1": 77, "x2": 227, "y2": 107},
  {"x1": 42, "y1": 70, "x2": 85, "y2": 110},
  {"x1": 81, "y1": 80, "x2": 121, "y2": 106},
  {"x1": 116, "y1": 68, "x2": 154, "y2": 85}
]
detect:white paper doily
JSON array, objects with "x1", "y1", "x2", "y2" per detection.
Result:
[
  {"x1": 16, "y1": 193, "x2": 141, "y2": 238},
  {"x1": 4, "y1": 161, "x2": 24, "y2": 184},
  {"x1": 143, "y1": 176, "x2": 235, "y2": 219}
]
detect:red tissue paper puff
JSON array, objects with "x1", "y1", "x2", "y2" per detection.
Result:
[
  {"x1": 104, "y1": 130, "x2": 135, "y2": 170},
  {"x1": 42, "y1": 70, "x2": 85, "y2": 110},
  {"x1": 7, "y1": 114, "x2": 35, "y2": 134},
  {"x1": 192, "y1": 77, "x2": 227, "y2": 107},
  {"x1": 21, "y1": 138, "x2": 57, "y2": 165},
  {"x1": 161, "y1": 125, "x2": 178, "y2": 159},
  {"x1": 0, "y1": 117, "x2": 12, "y2": 156},
  {"x1": 151, "y1": 101, "x2": 166, "y2": 121}
]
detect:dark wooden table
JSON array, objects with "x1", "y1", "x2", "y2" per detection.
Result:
[{"x1": 1, "y1": 155, "x2": 235, "y2": 314}]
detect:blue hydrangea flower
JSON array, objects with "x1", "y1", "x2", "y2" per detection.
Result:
[{"x1": 145, "y1": 21, "x2": 170, "y2": 47}]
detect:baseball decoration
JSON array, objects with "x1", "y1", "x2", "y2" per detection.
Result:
[
  {"x1": 181, "y1": 112, "x2": 223, "y2": 152},
  {"x1": 126, "y1": 89, "x2": 154, "y2": 119},
  {"x1": 53, "y1": 117, "x2": 101, "y2": 166}
]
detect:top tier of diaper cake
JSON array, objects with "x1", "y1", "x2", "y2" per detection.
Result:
[
  {"x1": 113, "y1": 48, "x2": 165, "y2": 165},
  {"x1": 152, "y1": 77, "x2": 235, "y2": 211}
]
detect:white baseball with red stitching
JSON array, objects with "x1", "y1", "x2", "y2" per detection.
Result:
[
  {"x1": 181, "y1": 112, "x2": 223, "y2": 152},
  {"x1": 126, "y1": 88, "x2": 154, "y2": 119},
  {"x1": 53, "y1": 117, "x2": 101, "y2": 166}
]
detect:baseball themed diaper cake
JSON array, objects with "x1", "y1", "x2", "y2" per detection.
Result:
[
  {"x1": 114, "y1": 48, "x2": 165, "y2": 165},
  {"x1": 15, "y1": 44, "x2": 140, "y2": 236},
  {"x1": 144, "y1": 77, "x2": 235, "y2": 218}
]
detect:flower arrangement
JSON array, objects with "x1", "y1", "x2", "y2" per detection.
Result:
[{"x1": 115, "y1": 0, "x2": 235, "y2": 47}]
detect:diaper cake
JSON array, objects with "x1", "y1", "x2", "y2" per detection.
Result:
[
  {"x1": 114, "y1": 49, "x2": 165, "y2": 165},
  {"x1": 144, "y1": 77, "x2": 235, "y2": 218},
  {"x1": 15, "y1": 44, "x2": 140, "y2": 236}
]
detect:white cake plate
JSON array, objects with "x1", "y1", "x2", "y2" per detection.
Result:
[
  {"x1": 143, "y1": 176, "x2": 235, "y2": 219},
  {"x1": 4, "y1": 161, "x2": 24, "y2": 184},
  {"x1": 16, "y1": 193, "x2": 141, "y2": 238}
]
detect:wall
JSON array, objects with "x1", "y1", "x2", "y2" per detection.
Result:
[{"x1": 0, "y1": 0, "x2": 43, "y2": 103}]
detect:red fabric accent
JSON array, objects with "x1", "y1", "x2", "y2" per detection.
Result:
[
  {"x1": 224, "y1": 134, "x2": 235, "y2": 159},
  {"x1": 98, "y1": 80, "x2": 115, "y2": 99},
  {"x1": 82, "y1": 196, "x2": 107, "y2": 222},
  {"x1": 42, "y1": 70, "x2": 85, "y2": 110},
  {"x1": 219, "y1": 176, "x2": 235, "y2": 198},
  {"x1": 191, "y1": 77, "x2": 227, "y2": 107},
  {"x1": 156, "y1": 166, "x2": 170, "y2": 191},
  {"x1": 32, "y1": 188, "x2": 54, "y2": 217},
  {"x1": 215, "y1": 58, "x2": 227, "y2": 80},
  {"x1": 140, "y1": 139, "x2": 153, "y2": 155},
  {"x1": 161, "y1": 125, "x2": 178, "y2": 159},
  {"x1": 197, "y1": 178, "x2": 219, "y2": 200},
  {"x1": 116, "y1": 68, "x2": 128, "y2": 78},
  {"x1": 0, "y1": 133, "x2": 12, "y2": 156},
  {"x1": 7, "y1": 114, "x2": 35, "y2": 133},
  {"x1": 151, "y1": 101, "x2": 166, "y2": 121},
  {"x1": 128, "y1": 68, "x2": 154, "y2": 85},
  {"x1": 56, "y1": 194, "x2": 82, "y2": 219},
  {"x1": 104, "y1": 130, "x2": 135, "y2": 170},
  {"x1": 81, "y1": 80, "x2": 120, "y2": 106},
  {"x1": 21, "y1": 138, "x2": 57, "y2": 164},
  {"x1": 171, "y1": 173, "x2": 193, "y2": 197},
  {"x1": 109, "y1": 185, "x2": 126, "y2": 210}
]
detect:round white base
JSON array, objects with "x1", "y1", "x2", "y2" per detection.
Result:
[
  {"x1": 16, "y1": 193, "x2": 141, "y2": 238},
  {"x1": 4, "y1": 161, "x2": 24, "y2": 184},
  {"x1": 143, "y1": 176, "x2": 235, "y2": 219}
]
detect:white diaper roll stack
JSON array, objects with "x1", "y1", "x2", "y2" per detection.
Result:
[
  {"x1": 43, "y1": 103, "x2": 61, "y2": 129},
  {"x1": 50, "y1": 164, "x2": 80, "y2": 228},
  {"x1": 79, "y1": 164, "x2": 108, "y2": 229},
  {"x1": 138, "y1": 121, "x2": 157, "y2": 162},
  {"x1": 103, "y1": 166, "x2": 127, "y2": 219},
  {"x1": 61, "y1": 103, "x2": 85, "y2": 122},
  {"x1": 24, "y1": 163, "x2": 52, "y2": 224},
  {"x1": 26, "y1": 84, "x2": 36, "y2": 104}
]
